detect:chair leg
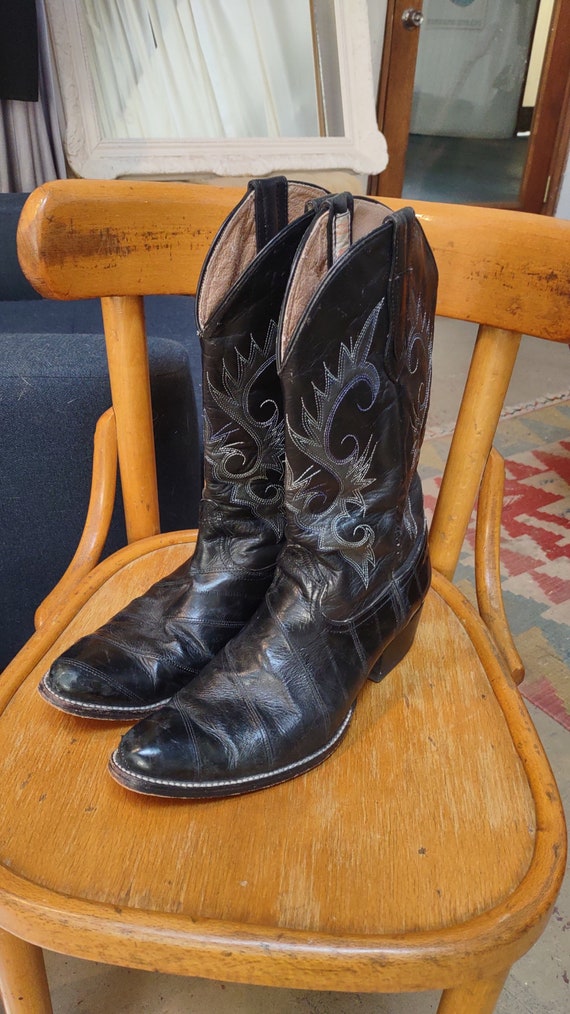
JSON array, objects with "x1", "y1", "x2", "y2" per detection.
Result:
[
  {"x1": 437, "y1": 969, "x2": 509, "y2": 1014},
  {"x1": 0, "y1": 930, "x2": 53, "y2": 1014}
]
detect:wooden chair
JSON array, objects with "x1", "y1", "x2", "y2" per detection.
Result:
[{"x1": 0, "y1": 180, "x2": 567, "y2": 1014}]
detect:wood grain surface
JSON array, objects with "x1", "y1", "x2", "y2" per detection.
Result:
[{"x1": 1, "y1": 181, "x2": 567, "y2": 1013}]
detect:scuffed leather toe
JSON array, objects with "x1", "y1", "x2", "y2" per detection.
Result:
[
  {"x1": 39, "y1": 641, "x2": 178, "y2": 719},
  {"x1": 109, "y1": 704, "x2": 204, "y2": 794}
]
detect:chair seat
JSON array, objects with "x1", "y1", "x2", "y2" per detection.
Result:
[{"x1": 0, "y1": 534, "x2": 555, "y2": 995}]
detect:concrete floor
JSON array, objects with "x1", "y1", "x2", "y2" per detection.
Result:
[
  {"x1": 403, "y1": 135, "x2": 528, "y2": 207},
  {"x1": 4, "y1": 326, "x2": 570, "y2": 1013}
]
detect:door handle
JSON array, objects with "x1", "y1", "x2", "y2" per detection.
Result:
[{"x1": 402, "y1": 8, "x2": 424, "y2": 30}]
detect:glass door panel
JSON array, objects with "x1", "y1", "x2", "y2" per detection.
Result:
[{"x1": 402, "y1": 0, "x2": 546, "y2": 204}]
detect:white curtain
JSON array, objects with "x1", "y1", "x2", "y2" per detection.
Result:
[
  {"x1": 0, "y1": 0, "x2": 66, "y2": 192},
  {"x1": 81, "y1": 0, "x2": 321, "y2": 140}
]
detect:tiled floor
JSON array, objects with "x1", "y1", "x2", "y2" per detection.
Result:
[{"x1": 8, "y1": 324, "x2": 568, "y2": 1014}]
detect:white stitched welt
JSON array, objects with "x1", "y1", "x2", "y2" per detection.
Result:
[
  {"x1": 41, "y1": 680, "x2": 171, "y2": 714},
  {"x1": 112, "y1": 706, "x2": 354, "y2": 788}
]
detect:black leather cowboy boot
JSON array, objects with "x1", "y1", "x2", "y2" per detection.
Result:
[
  {"x1": 109, "y1": 193, "x2": 438, "y2": 795},
  {"x1": 39, "y1": 177, "x2": 328, "y2": 719}
]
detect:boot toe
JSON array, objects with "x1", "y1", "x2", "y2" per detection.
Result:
[
  {"x1": 108, "y1": 674, "x2": 355, "y2": 799},
  {"x1": 109, "y1": 696, "x2": 272, "y2": 797},
  {"x1": 39, "y1": 650, "x2": 156, "y2": 718},
  {"x1": 109, "y1": 706, "x2": 205, "y2": 794}
]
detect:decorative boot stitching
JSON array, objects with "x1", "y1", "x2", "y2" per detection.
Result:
[
  {"x1": 285, "y1": 300, "x2": 385, "y2": 587},
  {"x1": 204, "y1": 320, "x2": 285, "y2": 537}
]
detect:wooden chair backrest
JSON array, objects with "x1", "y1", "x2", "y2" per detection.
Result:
[{"x1": 17, "y1": 181, "x2": 570, "y2": 579}]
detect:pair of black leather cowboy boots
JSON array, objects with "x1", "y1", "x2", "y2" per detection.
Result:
[{"x1": 39, "y1": 176, "x2": 438, "y2": 799}]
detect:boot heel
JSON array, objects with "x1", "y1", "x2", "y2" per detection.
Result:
[{"x1": 368, "y1": 606, "x2": 423, "y2": 684}]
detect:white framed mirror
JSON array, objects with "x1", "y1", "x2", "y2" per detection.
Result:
[{"x1": 45, "y1": 0, "x2": 387, "y2": 180}]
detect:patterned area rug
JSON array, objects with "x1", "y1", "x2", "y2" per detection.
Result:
[{"x1": 421, "y1": 398, "x2": 570, "y2": 730}]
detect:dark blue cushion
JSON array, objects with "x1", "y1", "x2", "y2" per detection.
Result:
[
  {"x1": 0, "y1": 191, "x2": 206, "y2": 670},
  {"x1": 0, "y1": 192, "x2": 41, "y2": 301},
  {"x1": 0, "y1": 294, "x2": 204, "y2": 420},
  {"x1": 0, "y1": 331, "x2": 202, "y2": 671}
]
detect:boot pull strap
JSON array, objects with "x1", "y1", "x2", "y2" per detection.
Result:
[
  {"x1": 305, "y1": 192, "x2": 354, "y2": 268},
  {"x1": 328, "y1": 192, "x2": 354, "y2": 265},
  {"x1": 248, "y1": 176, "x2": 289, "y2": 252}
]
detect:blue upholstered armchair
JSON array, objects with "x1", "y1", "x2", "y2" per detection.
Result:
[{"x1": 0, "y1": 193, "x2": 204, "y2": 670}]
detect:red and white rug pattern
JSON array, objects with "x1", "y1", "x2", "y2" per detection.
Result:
[{"x1": 421, "y1": 399, "x2": 570, "y2": 730}]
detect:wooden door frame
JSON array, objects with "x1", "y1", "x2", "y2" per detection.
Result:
[
  {"x1": 520, "y1": 0, "x2": 570, "y2": 213},
  {"x1": 369, "y1": 0, "x2": 424, "y2": 198},
  {"x1": 370, "y1": 0, "x2": 570, "y2": 214}
]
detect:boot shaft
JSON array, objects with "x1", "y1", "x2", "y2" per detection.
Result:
[
  {"x1": 194, "y1": 177, "x2": 328, "y2": 547},
  {"x1": 278, "y1": 194, "x2": 438, "y2": 610}
]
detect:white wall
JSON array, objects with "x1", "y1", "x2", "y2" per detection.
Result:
[{"x1": 523, "y1": 0, "x2": 555, "y2": 107}]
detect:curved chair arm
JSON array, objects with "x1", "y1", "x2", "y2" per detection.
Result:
[{"x1": 475, "y1": 447, "x2": 525, "y2": 685}]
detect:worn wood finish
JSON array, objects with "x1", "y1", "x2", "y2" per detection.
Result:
[
  {"x1": 0, "y1": 930, "x2": 52, "y2": 1014},
  {"x1": 17, "y1": 183, "x2": 570, "y2": 343},
  {"x1": 476, "y1": 449, "x2": 525, "y2": 684},
  {"x1": 2, "y1": 183, "x2": 568, "y2": 1011},
  {"x1": 16, "y1": 180, "x2": 242, "y2": 301},
  {"x1": 35, "y1": 408, "x2": 118, "y2": 629},
  {"x1": 384, "y1": 199, "x2": 570, "y2": 342},
  {"x1": 0, "y1": 556, "x2": 564, "y2": 994}
]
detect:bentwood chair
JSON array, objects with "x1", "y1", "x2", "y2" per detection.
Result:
[{"x1": 0, "y1": 180, "x2": 566, "y2": 1014}]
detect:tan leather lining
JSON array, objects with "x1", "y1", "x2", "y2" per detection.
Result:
[
  {"x1": 197, "y1": 183, "x2": 327, "y2": 329},
  {"x1": 352, "y1": 200, "x2": 391, "y2": 242},
  {"x1": 281, "y1": 200, "x2": 392, "y2": 357},
  {"x1": 197, "y1": 191, "x2": 257, "y2": 328},
  {"x1": 281, "y1": 216, "x2": 329, "y2": 358}
]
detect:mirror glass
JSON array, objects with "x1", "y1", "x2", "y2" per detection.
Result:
[{"x1": 79, "y1": 0, "x2": 344, "y2": 140}]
